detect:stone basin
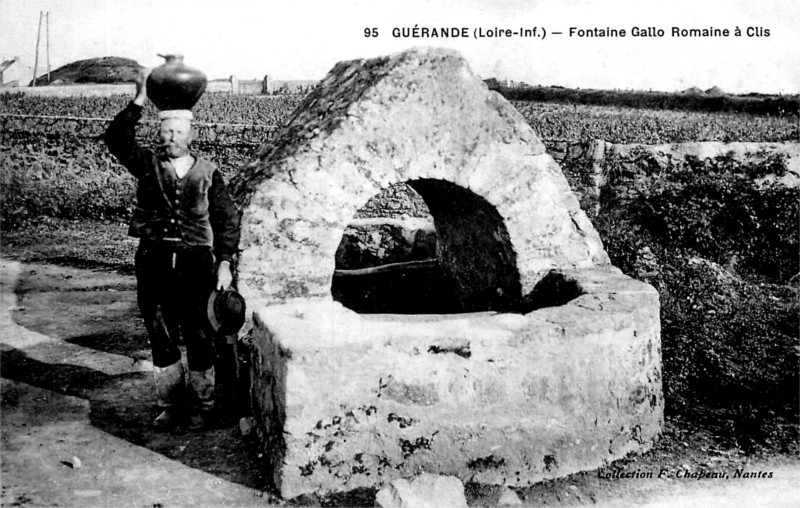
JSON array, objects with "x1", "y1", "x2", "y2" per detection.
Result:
[{"x1": 248, "y1": 265, "x2": 662, "y2": 499}]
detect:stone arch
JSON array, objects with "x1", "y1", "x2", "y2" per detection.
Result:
[{"x1": 232, "y1": 47, "x2": 608, "y2": 309}]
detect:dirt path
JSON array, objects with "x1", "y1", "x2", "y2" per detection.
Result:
[
  {"x1": 1, "y1": 257, "x2": 798, "y2": 507},
  {"x1": 0, "y1": 258, "x2": 276, "y2": 507},
  {"x1": 1, "y1": 379, "x2": 270, "y2": 507}
]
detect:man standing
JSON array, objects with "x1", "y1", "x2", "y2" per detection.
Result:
[{"x1": 105, "y1": 69, "x2": 240, "y2": 431}]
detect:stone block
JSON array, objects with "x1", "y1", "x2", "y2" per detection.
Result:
[
  {"x1": 335, "y1": 218, "x2": 436, "y2": 270},
  {"x1": 248, "y1": 266, "x2": 662, "y2": 499},
  {"x1": 375, "y1": 473, "x2": 467, "y2": 508}
]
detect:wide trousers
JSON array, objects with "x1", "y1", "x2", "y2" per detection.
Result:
[{"x1": 135, "y1": 240, "x2": 216, "y2": 370}]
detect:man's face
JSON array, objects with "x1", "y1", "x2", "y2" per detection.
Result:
[{"x1": 159, "y1": 118, "x2": 192, "y2": 158}]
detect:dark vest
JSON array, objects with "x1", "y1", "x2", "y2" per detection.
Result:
[{"x1": 129, "y1": 156, "x2": 215, "y2": 247}]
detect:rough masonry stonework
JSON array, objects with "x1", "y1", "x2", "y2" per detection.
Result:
[
  {"x1": 232, "y1": 47, "x2": 662, "y2": 499},
  {"x1": 231, "y1": 47, "x2": 608, "y2": 311}
]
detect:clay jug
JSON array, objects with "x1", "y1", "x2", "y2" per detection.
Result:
[{"x1": 146, "y1": 54, "x2": 207, "y2": 111}]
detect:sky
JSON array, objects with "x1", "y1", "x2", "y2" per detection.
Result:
[{"x1": 1, "y1": 0, "x2": 798, "y2": 94}]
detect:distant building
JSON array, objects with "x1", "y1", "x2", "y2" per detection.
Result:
[
  {"x1": 262, "y1": 74, "x2": 273, "y2": 95},
  {"x1": 483, "y1": 77, "x2": 529, "y2": 91},
  {"x1": 0, "y1": 58, "x2": 15, "y2": 85},
  {"x1": 484, "y1": 77, "x2": 501, "y2": 90},
  {"x1": 0, "y1": 57, "x2": 29, "y2": 87}
]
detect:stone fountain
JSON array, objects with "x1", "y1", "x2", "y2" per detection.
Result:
[{"x1": 230, "y1": 47, "x2": 663, "y2": 499}]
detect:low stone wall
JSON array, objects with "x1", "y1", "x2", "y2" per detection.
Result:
[
  {"x1": 602, "y1": 140, "x2": 800, "y2": 189},
  {"x1": 355, "y1": 182, "x2": 430, "y2": 220},
  {"x1": 548, "y1": 138, "x2": 800, "y2": 216},
  {"x1": 336, "y1": 218, "x2": 436, "y2": 270}
]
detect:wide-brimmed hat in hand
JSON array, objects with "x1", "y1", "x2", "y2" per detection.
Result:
[{"x1": 207, "y1": 289, "x2": 246, "y2": 335}]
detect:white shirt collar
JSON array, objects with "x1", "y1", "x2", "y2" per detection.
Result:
[{"x1": 170, "y1": 155, "x2": 194, "y2": 178}]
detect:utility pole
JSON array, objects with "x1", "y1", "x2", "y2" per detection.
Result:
[
  {"x1": 46, "y1": 12, "x2": 51, "y2": 83},
  {"x1": 32, "y1": 11, "x2": 43, "y2": 87}
]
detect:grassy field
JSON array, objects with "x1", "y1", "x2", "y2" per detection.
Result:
[
  {"x1": 513, "y1": 100, "x2": 799, "y2": 143},
  {"x1": 2, "y1": 92, "x2": 797, "y2": 143}
]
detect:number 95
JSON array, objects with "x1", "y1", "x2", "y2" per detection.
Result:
[{"x1": 364, "y1": 27, "x2": 379, "y2": 37}]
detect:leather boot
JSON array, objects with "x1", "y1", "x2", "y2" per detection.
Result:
[
  {"x1": 153, "y1": 361, "x2": 185, "y2": 429},
  {"x1": 187, "y1": 366, "x2": 215, "y2": 430}
]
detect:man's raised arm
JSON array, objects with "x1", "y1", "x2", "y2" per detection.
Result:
[{"x1": 104, "y1": 68, "x2": 153, "y2": 178}]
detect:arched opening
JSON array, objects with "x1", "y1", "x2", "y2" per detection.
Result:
[{"x1": 331, "y1": 179, "x2": 523, "y2": 313}]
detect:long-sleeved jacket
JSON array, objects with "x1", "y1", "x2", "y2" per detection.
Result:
[{"x1": 104, "y1": 102, "x2": 240, "y2": 263}]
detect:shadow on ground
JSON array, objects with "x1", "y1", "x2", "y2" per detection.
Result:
[{"x1": 2, "y1": 264, "x2": 271, "y2": 493}]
